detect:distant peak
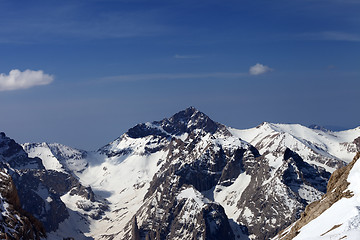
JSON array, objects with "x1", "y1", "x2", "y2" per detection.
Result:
[
  {"x1": 0, "y1": 132, "x2": 6, "y2": 138},
  {"x1": 256, "y1": 122, "x2": 272, "y2": 128},
  {"x1": 172, "y1": 106, "x2": 200, "y2": 118},
  {"x1": 168, "y1": 107, "x2": 214, "y2": 126},
  {"x1": 126, "y1": 107, "x2": 220, "y2": 138},
  {"x1": 308, "y1": 124, "x2": 330, "y2": 132},
  {"x1": 186, "y1": 106, "x2": 198, "y2": 112},
  {"x1": 170, "y1": 107, "x2": 201, "y2": 122},
  {"x1": 162, "y1": 107, "x2": 220, "y2": 135}
]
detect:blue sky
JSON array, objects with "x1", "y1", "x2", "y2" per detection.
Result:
[{"x1": 0, "y1": 0, "x2": 359, "y2": 150}]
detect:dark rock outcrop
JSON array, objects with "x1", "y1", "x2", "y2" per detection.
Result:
[
  {"x1": 275, "y1": 152, "x2": 360, "y2": 240},
  {"x1": 0, "y1": 169, "x2": 46, "y2": 240},
  {"x1": 126, "y1": 107, "x2": 224, "y2": 139},
  {"x1": 131, "y1": 216, "x2": 141, "y2": 240},
  {"x1": 0, "y1": 132, "x2": 44, "y2": 169},
  {"x1": 354, "y1": 136, "x2": 360, "y2": 151},
  {"x1": 1, "y1": 132, "x2": 108, "y2": 235},
  {"x1": 235, "y1": 148, "x2": 330, "y2": 239},
  {"x1": 118, "y1": 108, "x2": 247, "y2": 239}
]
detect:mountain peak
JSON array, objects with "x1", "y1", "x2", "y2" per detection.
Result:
[
  {"x1": 255, "y1": 121, "x2": 274, "y2": 129},
  {"x1": 308, "y1": 124, "x2": 330, "y2": 132},
  {"x1": 184, "y1": 106, "x2": 198, "y2": 113},
  {"x1": 0, "y1": 132, "x2": 44, "y2": 170},
  {"x1": 168, "y1": 106, "x2": 202, "y2": 124},
  {"x1": 126, "y1": 107, "x2": 220, "y2": 139},
  {"x1": 161, "y1": 106, "x2": 219, "y2": 135}
]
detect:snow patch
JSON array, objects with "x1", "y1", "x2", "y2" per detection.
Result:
[{"x1": 177, "y1": 187, "x2": 210, "y2": 207}]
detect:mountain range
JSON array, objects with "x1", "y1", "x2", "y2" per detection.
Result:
[{"x1": 1, "y1": 107, "x2": 359, "y2": 239}]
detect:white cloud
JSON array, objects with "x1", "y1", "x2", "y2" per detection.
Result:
[
  {"x1": 0, "y1": 69, "x2": 54, "y2": 91},
  {"x1": 249, "y1": 63, "x2": 273, "y2": 75}
]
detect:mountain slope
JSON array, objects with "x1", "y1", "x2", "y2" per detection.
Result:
[
  {"x1": 86, "y1": 107, "x2": 350, "y2": 239},
  {"x1": 90, "y1": 107, "x2": 248, "y2": 239},
  {"x1": 274, "y1": 152, "x2": 360, "y2": 240},
  {"x1": 1, "y1": 132, "x2": 108, "y2": 240},
  {"x1": 12, "y1": 107, "x2": 360, "y2": 239},
  {"x1": 22, "y1": 142, "x2": 88, "y2": 174},
  {"x1": 230, "y1": 122, "x2": 360, "y2": 170}
]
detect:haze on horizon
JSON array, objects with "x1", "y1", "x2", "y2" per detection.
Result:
[{"x1": 0, "y1": 0, "x2": 359, "y2": 150}]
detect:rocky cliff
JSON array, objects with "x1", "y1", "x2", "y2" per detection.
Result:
[
  {"x1": 0, "y1": 167, "x2": 46, "y2": 240},
  {"x1": 274, "y1": 152, "x2": 360, "y2": 239}
]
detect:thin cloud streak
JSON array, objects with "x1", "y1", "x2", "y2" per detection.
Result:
[
  {"x1": 0, "y1": 3, "x2": 168, "y2": 43},
  {"x1": 100, "y1": 72, "x2": 247, "y2": 82},
  {"x1": 174, "y1": 54, "x2": 202, "y2": 59},
  {"x1": 300, "y1": 31, "x2": 360, "y2": 42}
]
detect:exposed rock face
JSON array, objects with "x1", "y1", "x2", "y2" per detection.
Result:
[
  {"x1": 116, "y1": 108, "x2": 245, "y2": 239},
  {"x1": 354, "y1": 136, "x2": 360, "y2": 151},
  {"x1": 233, "y1": 122, "x2": 349, "y2": 171},
  {"x1": 234, "y1": 148, "x2": 330, "y2": 239},
  {"x1": 127, "y1": 106, "x2": 220, "y2": 139},
  {"x1": 108, "y1": 108, "x2": 333, "y2": 240},
  {"x1": 282, "y1": 148, "x2": 330, "y2": 194},
  {"x1": 0, "y1": 168, "x2": 46, "y2": 240},
  {"x1": 1, "y1": 132, "x2": 108, "y2": 238},
  {"x1": 274, "y1": 152, "x2": 360, "y2": 240},
  {"x1": 0, "y1": 132, "x2": 44, "y2": 170},
  {"x1": 131, "y1": 216, "x2": 141, "y2": 240},
  {"x1": 2, "y1": 108, "x2": 359, "y2": 239},
  {"x1": 12, "y1": 169, "x2": 105, "y2": 232},
  {"x1": 90, "y1": 108, "x2": 359, "y2": 240},
  {"x1": 131, "y1": 184, "x2": 235, "y2": 240}
]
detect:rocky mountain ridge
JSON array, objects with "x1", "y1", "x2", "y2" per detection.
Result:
[
  {"x1": 274, "y1": 152, "x2": 360, "y2": 239},
  {"x1": 1, "y1": 107, "x2": 359, "y2": 239},
  {"x1": 0, "y1": 132, "x2": 108, "y2": 239}
]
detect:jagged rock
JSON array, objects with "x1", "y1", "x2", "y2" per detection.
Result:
[
  {"x1": 116, "y1": 109, "x2": 262, "y2": 239},
  {"x1": 274, "y1": 152, "x2": 360, "y2": 240},
  {"x1": 354, "y1": 136, "x2": 360, "y2": 151},
  {"x1": 131, "y1": 216, "x2": 141, "y2": 240},
  {"x1": 126, "y1": 107, "x2": 225, "y2": 140},
  {"x1": 95, "y1": 108, "x2": 359, "y2": 239},
  {"x1": 2, "y1": 108, "x2": 359, "y2": 239},
  {"x1": 0, "y1": 168, "x2": 46, "y2": 240},
  {"x1": 1, "y1": 133, "x2": 108, "y2": 237},
  {"x1": 0, "y1": 132, "x2": 44, "y2": 170},
  {"x1": 12, "y1": 169, "x2": 108, "y2": 230},
  {"x1": 235, "y1": 148, "x2": 330, "y2": 239}
]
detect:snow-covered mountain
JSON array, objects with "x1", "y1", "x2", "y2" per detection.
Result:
[
  {"x1": 0, "y1": 132, "x2": 108, "y2": 240},
  {"x1": 230, "y1": 122, "x2": 359, "y2": 170},
  {"x1": 274, "y1": 152, "x2": 360, "y2": 240},
  {"x1": 22, "y1": 142, "x2": 88, "y2": 174},
  {"x1": 1, "y1": 107, "x2": 360, "y2": 239}
]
